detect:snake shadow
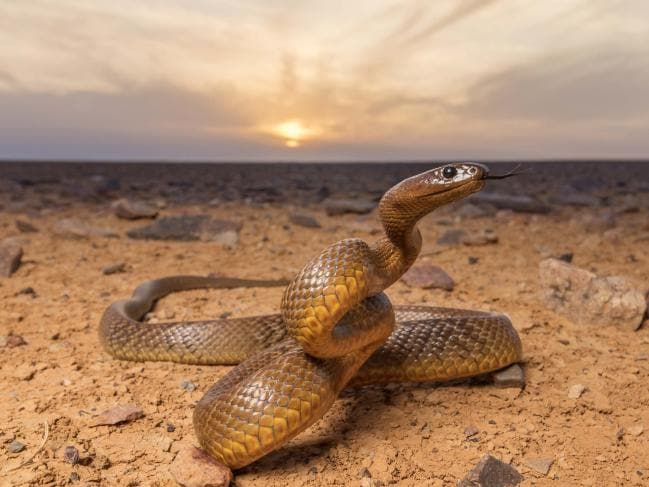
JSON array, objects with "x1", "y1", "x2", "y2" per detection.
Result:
[{"x1": 238, "y1": 375, "x2": 497, "y2": 476}]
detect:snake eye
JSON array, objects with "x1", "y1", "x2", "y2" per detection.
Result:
[{"x1": 442, "y1": 166, "x2": 457, "y2": 179}]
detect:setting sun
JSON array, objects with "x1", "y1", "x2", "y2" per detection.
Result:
[{"x1": 273, "y1": 120, "x2": 314, "y2": 148}]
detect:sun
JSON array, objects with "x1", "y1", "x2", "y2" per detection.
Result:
[{"x1": 273, "y1": 120, "x2": 314, "y2": 148}]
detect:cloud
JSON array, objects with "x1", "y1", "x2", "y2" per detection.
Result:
[{"x1": 465, "y1": 45, "x2": 649, "y2": 122}]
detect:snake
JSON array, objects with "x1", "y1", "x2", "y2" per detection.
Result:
[{"x1": 99, "y1": 162, "x2": 522, "y2": 471}]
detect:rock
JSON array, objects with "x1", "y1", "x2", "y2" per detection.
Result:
[
  {"x1": 628, "y1": 424, "x2": 644, "y2": 436},
  {"x1": 579, "y1": 210, "x2": 617, "y2": 232},
  {"x1": 458, "y1": 454, "x2": 523, "y2": 487},
  {"x1": 492, "y1": 364, "x2": 525, "y2": 389},
  {"x1": 464, "y1": 425, "x2": 480, "y2": 438},
  {"x1": 102, "y1": 263, "x2": 127, "y2": 275},
  {"x1": 568, "y1": 384, "x2": 587, "y2": 399},
  {"x1": 461, "y1": 229, "x2": 499, "y2": 246},
  {"x1": 539, "y1": 258, "x2": 646, "y2": 331},
  {"x1": 525, "y1": 457, "x2": 554, "y2": 475},
  {"x1": 111, "y1": 198, "x2": 159, "y2": 220},
  {"x1": 15, "y1": 219, "x2": 39, "y2": 233},
  {"x1": 323, "y1": 198, "x2": 375, "y2": 216},
  {"x1": 53, "y1": 218, "x2": 118, "y2": 239},
  {"x1": 127, "y1": 215, "x2": 241, "y2": 246},
  {"x1": 549, "y1": 188, "x2": 601, "y2": 207},
  {"x1": 8, "y1": 440, "x2": 26, "y2": 454},
  {"x1": 0, "y1": 334, "x2": 27, "y2": 348},
  {"x1": 557, "y1": 252, "x2": 573, "y2": 263},
  {"x1": 470, "y1": 192, "x2": 551, "y2": 214},
  {"x1": 90, "y1": 404, "x2": 144, "y2": 426},
  {"x1": 180, "y1": 380, "x2": 196, "y2": 392},
  {"x1": 456, "y1": 203, "x2": 496, "y2": 219},
  {"x1": 13, "y1": 364, "x2": 36, "y2": 381},
  {"x1": 437, "y1": 228, "x2": 467, "y2": 246},
  {"x1": 17, "y1": 286, "x2": 36, "y2": 297},
  {"x1": 289, "y1": 213, "x2": 321, "y2": 228},
  {"x1": 170, "y1": 446, "x2": 232, "y2": 487},
  {"x1": 401, "y1": 265, "x2": 455, "y2": 291},
  {"x1": 0, "y1": 239, "x2": 23, "y2": 277},
  {"x1": 63, "y1": 446, "x2": 80, "y2": 465}
]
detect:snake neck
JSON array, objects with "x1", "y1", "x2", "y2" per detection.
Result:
[{"x1": 369, "y1": 190, "x2": 429, "y2": 291}]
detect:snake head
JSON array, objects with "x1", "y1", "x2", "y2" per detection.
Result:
[{"x1": 393, "y1": 162, "x2": 489, "y2": 207}]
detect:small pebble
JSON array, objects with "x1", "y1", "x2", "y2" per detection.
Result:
[
  {"x1": 69, "y1": 472, "x2": 80, "y2": 482},
  {"x1": 17, "y1": 287, "x2": 36, "y2": 297},
  {"x1": 628, "y1": 424, "x2": 644, "y2": 436},
  {"x1": 568, "y1": 384, "x2": 587, "y2": 399},
  {"x1": 180, "y1": 380, "x2": 196, "y2": 392},
  {"x1": 468, "y1": 256, "x2": 479, "y2": 265},
  {"x1": 525, "y1": 457, "x2": 554, "y2": 475},
  {"x1": 464, "y1": 425, "x2": 480, "y2": 438},
  {"x1": 8, "y1": 440, "x2": 26, "y2": 453},
  {"x1": 166, "y1": 423, "x2": 176, "y2": 432},
  {"x1": 492, "y1": 364, "x2": 525, "y2": 388},
  {"x1": 102, "y1": 263, "x2": 127, "y2": 275},
  {"x1": 15, "y1": 219, "x2": 39, "y2": 233},
  {"x1": 64, "y1": 445, "x2": 80, "y2": 465},
  {"x1": 4, "y1": 335, "x2": 27, "y2": 348}
]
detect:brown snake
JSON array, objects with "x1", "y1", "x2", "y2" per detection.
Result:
[{"x1": 99, "y1": 163, "x2": 522, "y2": 471}]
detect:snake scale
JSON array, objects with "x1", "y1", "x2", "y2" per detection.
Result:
[{"x1": 100, "y1": 163, "x2": 522, "y2": 471}]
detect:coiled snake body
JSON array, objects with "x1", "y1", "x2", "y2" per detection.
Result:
[{"x1": 100, "y1": 163, "x2": 522, "y2": 470}]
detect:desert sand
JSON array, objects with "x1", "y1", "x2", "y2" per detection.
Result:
[{"x1": 1, "y1": 161, "x2": 648, "y2": 486}]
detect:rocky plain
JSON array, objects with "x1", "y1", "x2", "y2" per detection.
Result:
[{"x1": 0, "y1": 161, "x2": 648, "y2": 486}]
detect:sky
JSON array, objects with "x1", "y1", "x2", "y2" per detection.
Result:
[{"x1": 1, "y1": 0, "x2": 648, "y2": 161}]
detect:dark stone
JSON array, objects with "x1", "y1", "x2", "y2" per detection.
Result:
[
  {"x1": 102, "y1": 263, "x2": 127, "y2": 275},
  {"x1": 15, "y1": 219, "x2": 39, "y2": 233},
  {"x1": 401, "y1": 265, "x2": 455, "y2": 291},
  {"x1": 324, "y1": 198, "x2": 375, "y2": 216},
  {"x1": 0, "y1": 239, "x2": 23, "y2": 277},
  {"x1": 111, "y1": 198, "x2": 158, "y2": 220},
  {"x1": 459, "y1": 454, "x2": 523, "y2": 487},
  {"x1": 289, "y1": 213, "x2": 321, "y2": 228},
  {"x1": 127, "y1": 215, "x2": 241, "y2": 244},
  {"x1": 64, "y1": 445, "x2": 80, "y2": 465},
  {"x1": 8, "y1": 440, "x2": 26, "y2": 454},
  {"x1": 470, "y1": 192, "x2": 551, "y2": 214},
  {"x1": 436, "y1": 229, "x2": 467, "y2": 246},
  {"x1": 558, "y1": 253, "x2": 574, "y2": 263},
  {"x1": 492, "y1": 364, "x2": 525, "y2": 389}
]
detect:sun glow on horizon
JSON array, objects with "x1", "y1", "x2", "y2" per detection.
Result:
[{"x1": 273, "y1": 120, "x2": 316, "y2": 148}]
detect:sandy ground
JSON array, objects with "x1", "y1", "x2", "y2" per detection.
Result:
[{"x1": 1, "y1": 162, "x2": 648, "y2": 486}]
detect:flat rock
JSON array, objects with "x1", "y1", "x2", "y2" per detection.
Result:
[
  {"x1": 15, "y1": 219, "x2": 39, "y2": 233},
  {"x1": 323, "y1": 198, "x2": 375, "y2": 216},
  {"x1": 102, "y1": 263, "x2": 127, "y2": 275},
  {"x1": 458, "y1": 454, "x2": 523, "y2": 487},
  {"x1": 127, "y1": 215, "x2": 241, "y2": 246},
  {"x1": 525, "y1": 457, "x2": 554, "y2": 475},
  {"x1": 401, "y1": 264, "x2": 455, "y2": 291},
  {"x1": 111, "y1": 198, "x2": 159, "y2": 220},
  {"x1": 90, "y1": 404, "x2": 144, "y2": 426},
  {"x1": 461, "y1": 229, "x2": 499, "y2": 246},
  {"x1": 470, "y1": 192, "x2": 551, "y2": 214},
  {"x1": 568, "y1": 383, "x2": 587, "y2": 399},
  {"x1": 492, "y1": 364, "x2": 525, "y2": 389},
  {"x1": 170, "y1": 446, "x2": 232, "y2": 487},
  {"x1": 0, "y1": 239, "x2": 23, "y2": 277},
  {"x1": 436, "y1": 228, "x2": 467, "y2": 246},
  {"x1": 289, "y1": 213, "x2": 321, "y2": 228},
  {"x1": 539, "y1": 258, "x2": 646, "y2": 331},
  {"x1": 53, "y1": 218, "x2": 119, "y2": 239},
  {"x1": 0, "y1": 334, "x2": 27, "y2": 348}
]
